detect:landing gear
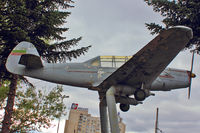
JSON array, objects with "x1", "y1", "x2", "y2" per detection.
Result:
[
  {"x1": 99, "y1": 86, "x2": 145, "y2": 133},
  {"x1": 99, "y1": 100, "x2": 109, "y2": 133},
  {"x1": 134, "y1": 89, "x2": 146, "y2": 101},
  {"x1": 119, "y1": 104, "x2": 130, "y2": 112}
]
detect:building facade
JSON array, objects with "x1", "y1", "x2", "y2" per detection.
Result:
[{"x1": 64, "y1": 103, "x2": 126, "y2": 133}]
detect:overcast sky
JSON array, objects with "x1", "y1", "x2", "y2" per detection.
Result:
[{"x1": 38, "y1": 0, "x2": 200, "y2": 133}]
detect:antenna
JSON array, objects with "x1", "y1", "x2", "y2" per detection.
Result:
[
  {"x1": 155, "y1": 108, "x2": 159, "y2": 133},
  {"x1": 155, "y1": 108, "x2": 164, "y2": 133}
]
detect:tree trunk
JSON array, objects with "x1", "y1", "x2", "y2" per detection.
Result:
[{"x1": 2, "y1": 75, "x2": 18, "y2": 133}]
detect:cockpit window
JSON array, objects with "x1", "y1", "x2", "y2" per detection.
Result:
[
  {"x1": 90, "y1": 56, "x2": 132, "y2": 67},
  {"x1": 100, "y1": 56, "x2": 132, "y2": 68}
]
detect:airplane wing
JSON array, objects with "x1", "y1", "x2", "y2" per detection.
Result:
[{"x1": 97, "y1": 26, "x2": 193, "y2": 90}]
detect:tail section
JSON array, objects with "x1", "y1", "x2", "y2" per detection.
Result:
[{"x1": 6, "y1": 41, "x2": 43, "y2": 75}]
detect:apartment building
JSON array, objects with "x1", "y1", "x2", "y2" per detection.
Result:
[{"x1": 64, "y1": 103, "x2": 125, "y2": 133}]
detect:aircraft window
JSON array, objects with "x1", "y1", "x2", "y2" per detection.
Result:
[{"x1": 100, "y1": 56, "x2": 132, "y2": 68}]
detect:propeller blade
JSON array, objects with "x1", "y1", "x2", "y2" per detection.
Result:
[{"x1": 188, "y1": 50, "x2": 195, "y2": 99}]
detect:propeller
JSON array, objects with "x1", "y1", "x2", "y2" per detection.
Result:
[{"x1": 188, "y1": 50, "x2": 196, "y2": 99}]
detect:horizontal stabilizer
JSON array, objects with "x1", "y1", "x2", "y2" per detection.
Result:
[{"x1": 19, "y1": 54, "x2": 43, "y2": 69}]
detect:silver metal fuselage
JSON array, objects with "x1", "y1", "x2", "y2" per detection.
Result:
[{"x1": 23, "y1": 62, "x2": 189, "y2": 92}]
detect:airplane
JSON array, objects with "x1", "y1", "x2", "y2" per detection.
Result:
[{"x1": 6, "y1": 26, "x2": 195, "y2": 133}]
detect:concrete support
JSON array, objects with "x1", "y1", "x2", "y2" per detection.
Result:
[
  {"x1": 106, "y1": 86, "x2": 120, "y2": 133},
  {"x1": 99, "y1": 100, "x2": 109, "y2": 133}
]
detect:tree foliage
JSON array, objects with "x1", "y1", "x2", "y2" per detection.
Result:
[
  {"x1": 144, "y1": 0, "x2": 200, "y2": 51},
  {"x1": 0, "y1": 0, "x2": 90, "y2": 80},
  {"x1": 0, "y1": 85, "x2": 67, "y2": 132},
  {"x1": 0, "y1": 81, "x2": 10, "y2": 109}
]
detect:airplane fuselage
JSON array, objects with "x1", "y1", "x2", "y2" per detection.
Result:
[{"x1": 23, "y1": 62, "x2": 190, "y2": 92}]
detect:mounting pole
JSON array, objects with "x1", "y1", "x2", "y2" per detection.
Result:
[
  {"x1": 155, "y1": 107, "x2": 159, "y2": 133},
  {"x1": 106, "y1": 86, "x2": 120, "y2": 133},
  {"x1": 99, "y1": 99, "x2": 109, "y2": 133}
]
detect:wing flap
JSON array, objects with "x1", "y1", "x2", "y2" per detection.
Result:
[{"x1": 97, "y1": 26, "x2": 193, "y2": 90}]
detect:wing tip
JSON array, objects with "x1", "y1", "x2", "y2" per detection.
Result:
[{"x1": 172, "y1": 26, "x2": 193, "y2": 39}]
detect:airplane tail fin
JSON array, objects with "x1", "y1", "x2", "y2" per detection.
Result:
[{"x1": 6, "y1": 41, "x2": 43, "y2": 75}]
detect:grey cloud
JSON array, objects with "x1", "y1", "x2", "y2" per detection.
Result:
[{"x1": 65, "y1": 0, "x2": 162, "y2": 61}]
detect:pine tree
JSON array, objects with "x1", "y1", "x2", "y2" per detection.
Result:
[
  {"x1": 144, "y1": 0, "x2": 200, "y2": 51},
  {"x1": 0, "y1": 0, "x2": 90, "y2": 132}
]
